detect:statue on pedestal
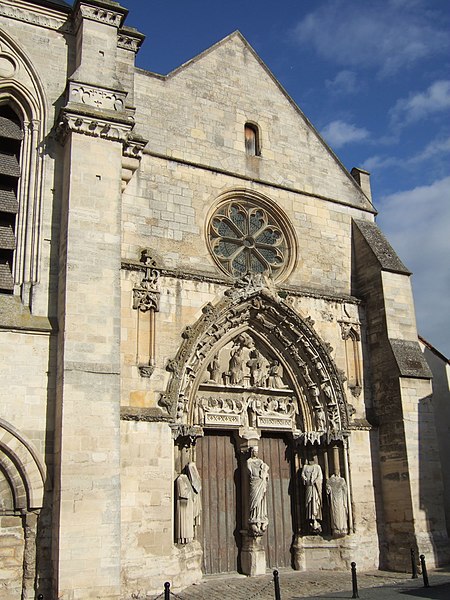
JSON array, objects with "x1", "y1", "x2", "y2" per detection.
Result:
[
  {"x1": 175, "y1": 462, "x2": 202, "y2": 544},
  {"x1": 326, "y1": 474, "x2": 348, "y2": 537},
  {"x1": 247, "y1": 447, "x2": 270, "y2": 536},
  {"x1": 301, "y1": 460, "x2": 323, "y2": 533}
]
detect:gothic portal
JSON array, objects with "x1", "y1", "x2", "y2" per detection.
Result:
[{"x1": 0, "y1": 2, "x2": 449, "y2": 598}]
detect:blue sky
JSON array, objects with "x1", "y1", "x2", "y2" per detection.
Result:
[{"x1": 120, "y1": 0, "x2": 450, "y2": 356}]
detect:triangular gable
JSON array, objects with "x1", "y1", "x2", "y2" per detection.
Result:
[{"x1": 135, "y1": 31, "x2": 374, "y2": 212}]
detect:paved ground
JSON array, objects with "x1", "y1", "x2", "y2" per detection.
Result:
[{"x1": 167, "y1": 567, "x2": 450, "y2": 600}]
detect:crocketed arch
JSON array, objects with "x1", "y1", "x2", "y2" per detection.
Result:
[
  {"x1": 0, "y1": 418, "x2": 46, "y2": 511},
  {"x1": 162, "y1": 287, "x2": 349, "y2": 433}
]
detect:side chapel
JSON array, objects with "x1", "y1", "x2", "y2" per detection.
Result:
[{"x1": 0, "y1": 1, "x2": 449, "y2": 598}]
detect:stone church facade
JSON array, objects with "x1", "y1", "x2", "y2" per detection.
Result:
[{"x1": 0, "y1": 1, "x2": 448, "y2": 598}]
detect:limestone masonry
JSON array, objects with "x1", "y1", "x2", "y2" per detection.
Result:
[{"x1": 0, "y1": 1, "x2": 449, "y2": 599}]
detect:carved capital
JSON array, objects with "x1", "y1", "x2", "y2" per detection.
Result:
[{"x1": 171, "y1": 424, "x2": 204, "y2": 447}]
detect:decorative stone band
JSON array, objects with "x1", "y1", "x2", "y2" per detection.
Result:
[
  {"x1": 56, "y1": 109, "x2": 134, "y2": 144},
  {"x1": 256, "y1": 415, "x2": 295, "y2": 429},
  {"x1": 68, "y1": 81, "x2": 128, "y2": 113},
  {"x1": 204, "y1": 413, "x2": 241, "y2": 427},
  {"x1": 0, "y1": 3, "x2": 71, "y2": 33}
]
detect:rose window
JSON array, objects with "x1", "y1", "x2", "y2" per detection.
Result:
[{"x1": 208, "y1": 199, "x2": 292, "y2": 279}]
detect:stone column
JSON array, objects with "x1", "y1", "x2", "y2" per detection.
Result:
[
  {"x1": 21, "y1": 511, "x2": 38, "y2": 600},
  {"x1": 52, "y1": 2, "x2": 135, "y2": 598}
]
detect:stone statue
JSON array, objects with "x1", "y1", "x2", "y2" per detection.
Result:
[
  {"x1": 229, "y1": 346, "x2": 245, "y2": 385},
  {"x1": 175, "y1": 473, "x2": 194, "y2": 543},
  {"x1": 186, "y1": 462, "x2": 202, "y2": 529},
  {"x1": 175, "y1": 463, "x2": 202, "y2": 544},
  {"x1": 207, "y1": 353, "x2": 221, "y2": 383},
  {"x1": 267, "y1": 360, "x2": 286, "y2": 388},
  {"x1": 315, "y1": 407, "x2": 326, "y2": 431},
  {"x1": 247, "y1": 447, "x2": 270, "y2": 536},
  {"x1": 301, "y1": 460, "x2": 323, "y2": 533},
  {"x1": 247, "y1": 348, "x2": 265, "y2": 387},
  {"x1": 326, "y1": 474, "x2": 348, "y2": 537}
]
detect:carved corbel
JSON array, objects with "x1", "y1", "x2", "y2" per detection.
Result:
[{"x1": 122, "y1": 136, "x2": 146, "y2": 191}]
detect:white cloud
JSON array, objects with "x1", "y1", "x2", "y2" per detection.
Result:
[
  {"x1": 361, "y1": 155, "x2": 399, "y2": 172},
  {"x1": 361, "y1": 135, "x2": 450, "y2": 173},
  {"x1": 377, "y1": 176, "x2": 450, "y2": 355},
  {"x1": 320, "y1": 120, "x2": 369, "y2": 149},
  {"x1": 390, "y1": 80, "x2": 450, "y2": 125},
  {"x1": 325, "y1": 70, "x2": 358, "y2": 95},
  {"x1": 293, "y1": 0, "x2": 449, "y2": 77},
  {"x1": 409, "y1": 135, "x2": 450, "y2": 163}
]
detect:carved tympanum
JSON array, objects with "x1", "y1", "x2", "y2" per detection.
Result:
[{"x1": 161, "y1": 285, "x2": 349, "y2": 442}]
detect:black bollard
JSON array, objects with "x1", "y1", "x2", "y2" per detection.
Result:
[
  {"x1": 37, "y1": 595, "x2": 44, "y2": 600},
  {"x1": 411, "y1": 548, "x2": 418, "y2": 579},
  {"x1": 351, "y1": 562, "x2": 359, "y2": 599},
  {"x1": 419, "y1": 554, "x2": 430, "y2": 588},
  {"x1": 273, "y1": 569, "x2": 282, "y2": 600},
  {"x1": 164, "y1": 581, "x2": 171, "y2": 600}
]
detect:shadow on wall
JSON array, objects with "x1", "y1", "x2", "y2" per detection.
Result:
[{"x1": 421, "y1": 346, "x2": 450, "y2": 539}]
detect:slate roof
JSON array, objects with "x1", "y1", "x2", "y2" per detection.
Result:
[
  {"x1": 0, "y1": 189, "x2": 18, "y2": 214},
  {"x1": 0, "y1": 262, "x2": 14, "y2": 291},
  {"x1": 0, "y1": 116, "x2": 23, "y2": 141},
  {"x1": 0, "y1": 153, "x2": 20, "y2": 178}
]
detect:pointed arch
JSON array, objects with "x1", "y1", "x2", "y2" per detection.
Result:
[
  {"x1": 0, "y1": 28, "x2": 47, "y2": 299},
  {"x1": 0, "y1": 418, "x2": 46, "y2": 511},
  {"x1": 162, "y1": 286, "x2": 349, "y2": 439}
]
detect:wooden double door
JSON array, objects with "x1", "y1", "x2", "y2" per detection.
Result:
[{"x1": 196, "y1": 431, "x2": 295, "y2": 574}]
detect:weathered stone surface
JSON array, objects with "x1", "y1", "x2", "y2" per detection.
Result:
[{"x1": 0, "y1": 2, "x2": 448, "y2": 598}]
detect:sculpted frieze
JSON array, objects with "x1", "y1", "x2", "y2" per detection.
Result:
[
  {"x1": 194, "y1": 392, "x2": 298, "y2": 432},
  {"x1": 68, "y1": 82, "x2": 127, "y2": 112}
]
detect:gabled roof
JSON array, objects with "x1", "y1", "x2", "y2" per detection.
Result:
[{"x1": 144, "y1": 31, "x2": 375, "y2": 212}]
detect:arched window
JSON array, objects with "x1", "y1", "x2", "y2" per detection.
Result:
[
  {"x1": 0, "y1": 105, "x2": 22, "y2": 293},
  {"x1": 244, "y1": 122, "x2": 260, "y2": 156}
]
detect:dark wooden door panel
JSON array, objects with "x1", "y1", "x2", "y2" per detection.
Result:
[
  {"x1": 260, "y1": 435, "x2": 293, "y2": 568},
  {"x1": 196, "y1": 433, "x2": 239, "y2": 574}
]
